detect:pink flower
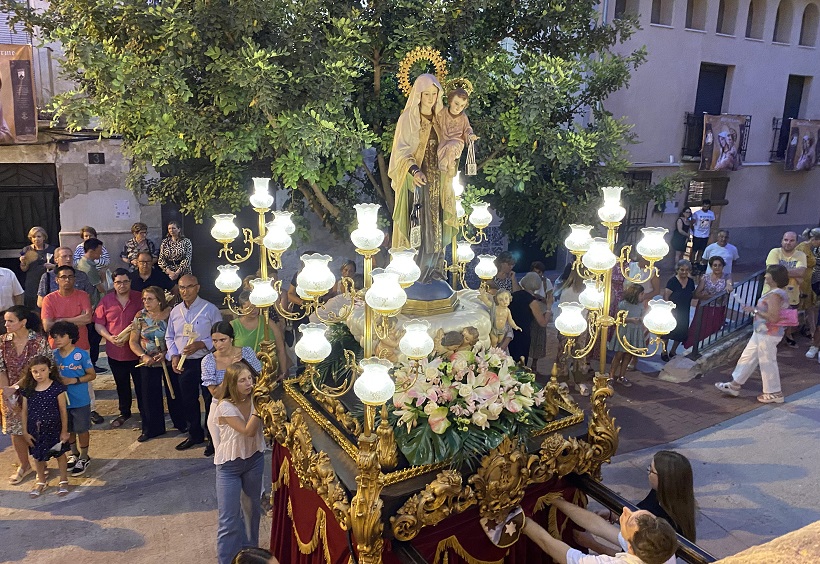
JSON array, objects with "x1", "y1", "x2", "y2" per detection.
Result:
[{"x1": 426, "y1": 406, "x2": 451, "y2": 434}]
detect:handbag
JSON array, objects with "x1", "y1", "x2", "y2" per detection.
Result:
[{"x1": 772, "y1": 308, "x2": 798, "y2": 327}]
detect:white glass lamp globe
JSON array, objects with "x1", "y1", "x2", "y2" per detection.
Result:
[
  {"x1": 468, "y1": 202, "x2": 492, "y2": 229},
  {"x1": 365, "y1": 269, "x2": 407, "y2": 315},
  {"x1": 351, "y1": 203, "x2": 383, "y2": 251},
  {"x1": 385, "y1": 248, "x2": 421, "y2": 288},
  {"x1": 598, "y1": 186, "x2": 626, "y2": 223},
  {"x1": 354, "y1": 357, "x2": 395, "y2": 406},
  {"x1": 475, "y1": 255, "x2": 498, "y2": 280},
  {"x1": 249, "y1": 278, "x2": 278, "y2": 308},
  {"x1": 249, "y1": 177, "x2": 274, "y2": 210},
  {"x1": 399, "y1": 319, "x2": 435, "y2": 360},
  {"x1": 636, "y1": 227, "x2": 670, "y2": 262},
  {"x1": 294, "y1": 323, "x2": 333, "y2": 364},
  {"x1": 643, "y1": 298, "x2": 678, "y2": 335},
  {"x1": 579, "y1": 279, "x2": 605, "y2": 310},
  {"x1": 456, "y1": 241, "x2": 475, "y2": 264},
  {"x1": 555, "y1": 302, "x2": 588, "y2": 337},
  {"x1": 452, "y1": 171, "x2": 464, "y2": 198},
  {"x1": 271, "y1": 210, "x2": 296, "y2": 235},
  {"x1": 262, "y1": 222, "x2": 292, "y2": 253},
  {"x1": 215, "y1": 265, "x2": 242, "y2": 293},
  {"x1": 455, "y1": 198, "x2": 466, "y2": 219},
  {"x1": 211, "y1": 214, "x2": 240, "y2": 243},
  {"x1": 582, "y1": 238, "x2": 617, "y2": 274},
  {"x1": 296, "y1": 254, "x2": 335, "y2": 297},
  {"x1": 565, "y1": 224, "x2": 594, "y2": 253}
]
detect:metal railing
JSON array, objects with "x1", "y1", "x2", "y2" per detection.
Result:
[
  {"x1": 568, "y1": 473, "x2": 717, "y2": 564},
  {"x1": 770, "y1": 117, "x2": 786, "y2": 161},
  {"x1": 687, "y1": 269, "x2": 766, "y2": 358}
]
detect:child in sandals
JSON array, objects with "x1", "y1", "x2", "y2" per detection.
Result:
[{"x1": 18, "y1": 355, "x2": 71, "y2": 497}]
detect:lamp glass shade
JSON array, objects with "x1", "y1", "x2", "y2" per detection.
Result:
[
  {"x1": 294, "y1": 323, "x2": 333, "y2": 363},
  {"x1": 565, "y1": 224, "x2": 593, "y2": 253},
  {"x1": 598, "y1": 186, "x2": 626, "y2": 223},
  {"x1": 452, "y1": 171, "x2": 464, "y2": 198},
  {"x1": 215, "y1": 264, "x2": 242, "y2": 293},
  {"x1": 555, "y1": 302, "x2": 588, "y2": 337},
  {"x1": 581, "y1": 238, "x2": 617, "y2": 274},
  {"x1": 579, "y1": 279, "x2": 605, "y2": 310},
  {"x1": 351, "y1": 203, "x2": 384, "y2": 251},
  {"x1": 211, "y1": 214, "x2": 240, "y2": 243},
  {"x1": 636, "y1": 227, "x2": 669, "y2": 261},
  {"x1": 249, "y1": 278, "x2": 278, "y2": 308},
  {"x1": 354, "y1": 357, "x2": 395, "y2": 406},
  {"x1": 249, "y1": 177, "x2": 274, "y2": 210},
  {"x1": 468, "y1": 202, "x2": 492, "y2": 229},
  {"x1": 399, "y1": 319, "x2": 435, "y2": 360},
  {"x1": 456, "y1": 241, "x2": 475, "y2": 264},
  {"x1": 262, "y1": 222, "x2": 292, "y2": 252},
  {"x1": 296, "y1": 254, "x2": 335, "y2": 297},
  {"x1": 475, "y1": 254, "x2": 498, "y2": 280},
  {"x1": 385, "y1": 248, "x2": 421, "y2": 288},
  {"x1": 272, "y1": 210, "x2": 296, "y2": 235},
  {"x1": 365, "y1": 269, "x2": 407, "y2": 314},
  {"x1": 643, "y1": 297, "x2": 678, "y2": 335},
  {"x1": 455, "y1": 199, "x2": 466, "y2": 219}
]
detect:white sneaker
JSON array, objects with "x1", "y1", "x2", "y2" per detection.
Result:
[{"x1": 806, "y1": 346, "x2": 819, "y2": 359}]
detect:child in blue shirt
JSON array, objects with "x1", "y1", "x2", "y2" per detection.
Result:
[{"x1": 49, "y1": 321, "x2": 96, "y2": 477}]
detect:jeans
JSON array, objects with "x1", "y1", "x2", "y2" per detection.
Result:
[
  {"x1": 732, "y1": 331, "x2": 783, "y2": 394},
  {"x1": 108, "y1": 358, "x2": 143, "y2": 419},
  {"x1": 215, "y1": 451, "x2": 264, "y2": 564}
]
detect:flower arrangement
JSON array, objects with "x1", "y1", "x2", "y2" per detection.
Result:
[{"x1": 391, "y1": 347, "x2": 550, "y2": 467}]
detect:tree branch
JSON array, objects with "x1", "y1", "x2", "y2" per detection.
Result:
[
  {"x1": 478, "y1": 148, "x2": 501, "y2": 170},
  {"x1": 296, "y1": 182, "x2": 331, "y2": 225},
  {"x1": 309, "y1": 181, "x2": 342, "y2": 220},
  {"x1": 362, "y1": 162, "x2": 385, "y2": 202}
]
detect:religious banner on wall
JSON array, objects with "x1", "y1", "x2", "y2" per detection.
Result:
[
  {"x1": 0, "y1": 44, "x2": 38, "y2": 144},
  {"x1": 699, "y1": 114, "x2": 745, "y2": 172},
  {"x1": 783, "y1": 119, "x2": 820, "y2": 172}
]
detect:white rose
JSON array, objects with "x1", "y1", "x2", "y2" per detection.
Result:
[
  {"x1": 458, "y1": 384, "x2": 473, "y2": 398},
  {"x1": 487, "y1": 402, "x2": 504, "y2": 418},
  {"x1": 520, "y1": 383, "x2": 534, "y2": 397},
  {"x1": 471, "y1": 410, "x2": 489, "y2": 429}
]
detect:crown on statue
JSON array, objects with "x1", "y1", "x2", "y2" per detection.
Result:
[
  {"x1": 444, "y1": 77, "x2": 474, "y2": 97},
  {"x1": 397, "y1": 46, "x2": 449, "y2": 96}
]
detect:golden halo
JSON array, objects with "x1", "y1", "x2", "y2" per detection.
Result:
[
  {"x1": 397, "y1": 47, "x2": 448, "y2": 97},
  {"x1": 444, "y1": 77, "x2": 474, "y2": 97}
]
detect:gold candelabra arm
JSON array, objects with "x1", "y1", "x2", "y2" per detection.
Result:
[
  {"x1": 314, "y1": 277, "x2": 357, "y2": 324},
  {"x1": 303, "y1": 349, "x2": 359, "y2": 399},
  {"x1": 610, "y1": 312, "x2": 665, "y2": 358},
  {"x1": 266, "y1": 248, "x2": 284, "y2": 271},
  {"x1": 221, "y1": 294, "x2": 246, "y2": 317},
  {"x1": 618, "y1": 245, "x2": 658, "y2": 285},
  {"x1": 218, "y1": 227, "x2": 256, "y2": 264},
  {"x1": 271, "y1": 280, "x2": 311, "y2": 322},
  {"x1": 394, "y1": 359, "x2": 424, "y2": 394},
  {"x1": 567, "y1": 311, "x2": 601, "y2": 359}
]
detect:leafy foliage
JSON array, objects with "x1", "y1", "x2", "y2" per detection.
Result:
[{"x1": 3, "y1": 0, "x2": 659, "y2": 248}]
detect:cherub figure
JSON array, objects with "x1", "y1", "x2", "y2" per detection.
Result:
[
  {"x1": 436, "y1": 88, "x2": 479, "y2": 175},
  {"x1": 434, "y1": 328, "x2": 465, "y2": 357},
  {"x1": 479, "y1": 289, "x2": 521, "y2": 349},
  {"x1": 460, "y1": 326, "x2": 480, "y2": 351}
]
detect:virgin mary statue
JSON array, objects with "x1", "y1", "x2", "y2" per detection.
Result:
[{"x1": 388, "y1": 73, "x2": 458, "y2": 283}]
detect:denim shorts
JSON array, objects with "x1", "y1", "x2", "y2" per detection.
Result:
[{"x1": 68, "y1": 405, "x2": 91, "y2": 434}]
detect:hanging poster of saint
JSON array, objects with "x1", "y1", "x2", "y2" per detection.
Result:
[
  {"x1": 699, "y1": 114, "x2": 745, "y2": 172},
  {"x1": 783, "y1": 119, "x2": 820, "y2": 172},
  {"x1": 0, "y1": 44, "x2": 38, "y2": 144}
]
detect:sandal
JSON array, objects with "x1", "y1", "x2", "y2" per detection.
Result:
[
  {"x1": 110, "y1": 415, "x2": 129, "y2": 428},
  {"x1": 615, "y1": 376, "x2": 632, "y2": 387},
  {"x1": 29, "y1": 481, "x2": 48, "y2": 498},
  {"x1": 57, "y1": 480, "x2": 70, "y2": 496},
  {"x1": 9, "y1": 466, "x2": 33, "y2": 485},
  {"x1": 757, "y1": 392, "x2": 784, "y2": 404},
  {"x1": 715, "y1": 381, "x2": 741, "y2": 397}
]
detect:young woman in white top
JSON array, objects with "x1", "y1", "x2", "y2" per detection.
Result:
[{"x1": 213, "y1": 363, "x2": 266, "y2": 564}]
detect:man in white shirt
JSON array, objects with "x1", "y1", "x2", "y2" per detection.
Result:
[
  {"x1": 166, "y1": 274, "x2": 223, "y2": 452},
  {"x1": 690, "y1": 199, "x2": 715, "y2": 269},
  {"x1": 703, "y1": 230, "x2": 740, "y2": 275},
  {"x1": 522, "y1": 498, "x2": 678, "y2": 564},
  {"x1": 0, "y1": 267, "x2": 24, "y2": 312}
]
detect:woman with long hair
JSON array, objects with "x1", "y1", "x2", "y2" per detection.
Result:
[
  {"x1": 0, "y1": 306, "x2": 51, "y2": 484},
  {"x1": 230, "y1": 292, "x2": 289, "y2": 378},
  {"x1": 640, "y1": 450, "x2": 697, "y2": 541}
]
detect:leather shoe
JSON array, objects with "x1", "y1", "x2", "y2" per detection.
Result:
[
  {"x1": 204, "y1": 443, "x2": 215, "y2": 457},
  {"x1": 137, "y1": 434, "x2": 150, "y2": 443},
  {"x1": 175, "y1": 438, "x2": 204, "y2": 451}
]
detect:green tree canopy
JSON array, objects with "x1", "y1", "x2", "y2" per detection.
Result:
[{"x1": 5, "y1": 0, "x2": 649, "y2": 250}]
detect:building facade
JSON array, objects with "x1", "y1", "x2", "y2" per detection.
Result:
[{"x1": 601, "y1": 0, "x2": 819, "y2": 266}]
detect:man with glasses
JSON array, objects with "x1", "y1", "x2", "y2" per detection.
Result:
[
  {"x1": 36, "y1": 246, "x2": 93, "y2": 308},
  {"x1": 42, "y1": 266, "x2": 92, "y2": 350},
  {"x1": 129, "y1": 251, "x2": 173, "y2": 293},
  {"x1": 165, "y1": 275, "x2": 222, "y2": 452},
  {"x1": 94, "y1": 268, "x2": 144, "y2": 428}
]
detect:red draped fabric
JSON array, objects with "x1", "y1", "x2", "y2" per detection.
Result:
[{"x1": 270, "y1": 443, "x2": 582, "y2": 564}]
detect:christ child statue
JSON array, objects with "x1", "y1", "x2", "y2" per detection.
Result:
[
  {"x1": 436, "y1": 88, "x2": 479, "y2": 175},
  {"x1": 479, "y1": 289, "x2": 521, "y2": 349}
]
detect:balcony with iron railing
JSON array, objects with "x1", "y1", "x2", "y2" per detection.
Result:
[{"x1": 682, "y1": 113, "x2": 752, "y2": 162}]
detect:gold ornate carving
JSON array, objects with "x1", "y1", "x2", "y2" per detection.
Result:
[
  {"x1": 376, "y1": 404, "x2": 398, "y2": 471},
  {"x1": 315, "y1": 394, "x2": 362, "y2": 436},
  {"x1": 586, "y1": 374, "x2": 620, "y2": 479},
  {"x1": 397, "y1": 47, "x2": 448, "y2": 96},
  {"x1": 468, "y1": 437, "x2": 532, "y2": 525},
  {"x1": 391, "y1": 469, "x2": 477, "y2": 541},
  {"x1": 349, "y1": 433, "x2": 385, "y2": 563}
]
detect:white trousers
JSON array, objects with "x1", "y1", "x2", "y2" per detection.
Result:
[{"x1": 731, "y1": 331, "x2": 782, "y2": 394}]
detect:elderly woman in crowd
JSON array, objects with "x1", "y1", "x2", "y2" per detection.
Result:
[
  {"x1": 121, "y1": 222, "x2": 158, "y2": 270},
  {"x1": 492, "y1": 251, "x2": 521, "y2": 293},
  {"x1": 19, "y1": 226, "x2": 57, "y2": 310},
  {"x1": 508, "y1": 272, "x2": 550, "y2": 369},
  {"x1": 661, "y1": 260, "x2": 695, "y2": 361}
]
